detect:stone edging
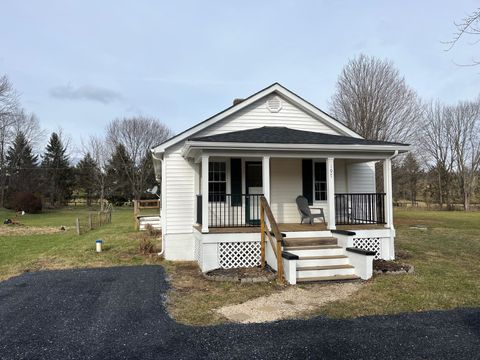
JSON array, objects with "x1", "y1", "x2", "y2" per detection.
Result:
[
  {"x1": 203, "y1": 272, "x2": 276, "y2": 283},
  {"x1": 374, "y1": 265, "x2": 415, "y2": 275}
]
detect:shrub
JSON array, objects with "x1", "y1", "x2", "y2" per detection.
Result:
[
  {"x1": 145, "y1": 224, "x2": 161, "y2": 237},
  {"x1": 139, "y1": 235, "x2": 156, "y2": 255},
  {"x1": 8, "y1": 192, "x2": 42, "y2": 213}
]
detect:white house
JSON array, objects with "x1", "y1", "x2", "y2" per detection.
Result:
[{"x1": 151, "y1": 83, "x2": 410, "y2": 284}]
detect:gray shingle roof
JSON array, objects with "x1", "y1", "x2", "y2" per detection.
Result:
[{"x1": 189, "y1": 127, "x2": 408, "y2": 146}]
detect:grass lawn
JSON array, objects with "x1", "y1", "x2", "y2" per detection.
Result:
[
  {"x1": 320, "y1": 209, "x2": 480, "y2": 318},
  {"x1": 0, "y1": 206, "x2": 161, "y2": 281},
  {"x1": 1, "y1": 206, "x2": 479, "y2": 325}
]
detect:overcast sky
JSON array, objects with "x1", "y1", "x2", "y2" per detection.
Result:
[{"x1": 2, "y1": 0, "x2": 479, "y2": 155}]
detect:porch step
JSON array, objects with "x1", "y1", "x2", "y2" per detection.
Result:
[
  {"x1": 296, "y1": 264, "x2": 355, "y2": 278},
  {"x1": 284, "y1": 244, "x2": 341, "y2": 251},
  {"x1": 297, "y1": 264, "x2": 354, "y2": 271},
  {"x1": 285, "y1": 245, "x2": 344, "y2": 257},
  {"x1": 139, "y1": 215, "x2": 161, "y2": 231},
  {"x1": 283, "y1": 237, "x2": 337, "y2": 247},
  {"x1": 296, "y1": 255, "x2": 349, "y2": 267},
  {"x1": 296, "y1": 274, "x2": 360, "y2": 283}
]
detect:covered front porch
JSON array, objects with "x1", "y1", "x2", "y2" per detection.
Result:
[
  {"x1": 193, "y1": 222, "x2": 385, "y2": 234},
  {"x1": 192, "y1": 154, "x2": 393, "y2": 234}
]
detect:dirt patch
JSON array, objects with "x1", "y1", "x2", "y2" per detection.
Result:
[
  {"x1": 165, "y1": 262, "x2": 281, "y2": 325},
  {"x1": 216, "y1": 282, "x2": 361, "y2": 323},
  {"x1": 373, "y1": 260, "x2": 414, "y2": 274},
  {"x1": 395, "y1": 250, "x2": 412, "y2": 260},
  {"x1": 205, "y1": 266, "x2": 276, "y2": 283},
  {"x1": 0, "y1": 225, "x2": 65, "y2": 236}
]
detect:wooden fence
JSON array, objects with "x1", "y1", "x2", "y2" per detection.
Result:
[
  {"x1": 133, "y1": 199, "x2": 160, "y2": 230},
  {"x1": 75, "y1": 205, "x2": 113, "y2": 235}
]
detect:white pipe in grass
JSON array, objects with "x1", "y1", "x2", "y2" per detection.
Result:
[{"x1": 96, "y1": 239, "x2": 103, "y2": 253}]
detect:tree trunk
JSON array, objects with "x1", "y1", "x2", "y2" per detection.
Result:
[
  {"x1": 437, "y1": 171, "x2": 443, "y2": 208},
  {"x1": 100, "y1": 185, "x2": 105, "y2": 211}
]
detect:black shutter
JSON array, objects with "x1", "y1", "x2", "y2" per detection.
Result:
[
  {"x1": 302, "y1": 159, "x2": 313, "y2": 205},
  {"x1": 231, "y1": 158, "x2": 242, "y2": 206}
]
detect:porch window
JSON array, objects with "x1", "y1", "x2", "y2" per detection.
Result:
[
  {"x1": 208, "y1": 161, "x2": 226, "y2": 201},
  {"x1": 314, "y1": 162, "x2": 327, "y2": 201}
]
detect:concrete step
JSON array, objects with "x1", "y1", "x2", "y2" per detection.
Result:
[
  {"x1": 296, "y1": 255, "x2": 349, "y2": 267},
  {"x1": 296, "y1": 274, "x2": 360, "y2": 283},
  {"x1": 285, "y1": 245, "x2": 345, "y2": 257},
  {"x1": 139, "y1": 216, "x2": 161, "y2": 221},
  {"x1": 296, "y1": 264, "x2": 355, "y2": 278},
  {"x1": 283, "y1": 237, "x2": 337, "y2": 247}
]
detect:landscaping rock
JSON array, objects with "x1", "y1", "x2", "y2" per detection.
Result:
[{"x1": 204, "y1": 266, "x2": 275, "y2": 283}]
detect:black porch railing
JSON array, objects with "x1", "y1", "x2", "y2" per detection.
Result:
[
  {"x1": 335, "y1": 193, "x2": 386, "y2": 225},
  {"x1": 196, "y1": 194, "x2": 263, "y2": 228}
]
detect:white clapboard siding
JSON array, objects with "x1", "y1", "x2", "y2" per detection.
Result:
[
  {"x1": 346, "y1": 162, "x2": 376, "y2": 193},
  {"x1": 269, "y1": 158, "x2": 348, "y2": 223},
  {"x1": 270, "y1": 158, "x2": 303, "y2": 223},
  {"x1": 334, "y1": 159, "x2": 347, "y2": 193},
  {"x1": 164, "y1": 144, "x2": 195, "y2": 234},
  {"x1": 197, "y1": 94, "x2": 341, "y2": 137}
]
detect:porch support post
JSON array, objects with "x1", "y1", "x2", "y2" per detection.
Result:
[
  {"x1": 262, "y1": 156, "x2": 271, "y2": 203},
  {"x1": 383, "y1": 158, "x2": 394, "y2": 229},
  {"x1": 327, "y1": 157, "x2": 336, "y2": 230},
  {"x1": 201, "y1": 154, "x2": 209, "y2": 233}
]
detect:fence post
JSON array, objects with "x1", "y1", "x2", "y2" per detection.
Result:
[
  {"x1": 76, "y1": 218, "x2": 80, "y2": 235},
  {"x1": 98, "y1": 211, "x2": 102, "y2": 226},
  {"x1": 88, "y1": 213, "x2": 92, "y2": 230}
]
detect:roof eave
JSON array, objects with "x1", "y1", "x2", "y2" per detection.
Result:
[{"x1": 182, "y1": 141, "x2": 411, "y2": 158}]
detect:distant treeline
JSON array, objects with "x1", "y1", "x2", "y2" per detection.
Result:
[{"x1": 0, "y1": 75, "x2": 172, "y2": 212}]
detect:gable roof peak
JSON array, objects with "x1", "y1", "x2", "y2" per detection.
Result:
[{"x1": 152, "y1": 83, "x2": 362, "y2": 153}]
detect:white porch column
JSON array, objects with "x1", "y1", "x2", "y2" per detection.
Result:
[
  {"x1": 327, "y1": 157, "x2": 336, "y2": 230},
  {"x1": 201, "y1": 154, "x2": 209, "y2": 233},
  {"x1": 383, "y1": 158, "x2": 394, "y2": 229},
  {"x1": 262, "y1": 156, "x2": 271, "y2": 203}
]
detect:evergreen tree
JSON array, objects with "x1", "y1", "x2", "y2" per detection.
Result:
[
  {"x1": 105, "y1": 144, "x2": 133, "y2": 204},
  {"x1": 41, "y1": 132, "x2": 73, "y2": 206},
  {"x1": 75, "y1": 153, "x2": 98, "y2": 206},
  {"x1": 6, "y1": 132, "x2": 39, "y2": 194}
]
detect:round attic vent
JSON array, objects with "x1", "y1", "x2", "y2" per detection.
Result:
[{"x1": 266, "y1": 96, "x2": 282, "y2": 113}]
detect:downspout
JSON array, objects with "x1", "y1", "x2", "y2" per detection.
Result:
[{"x1": 151, "y1": 150, "x2": 165, "y2": 257}]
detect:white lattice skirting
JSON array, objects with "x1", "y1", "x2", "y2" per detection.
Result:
[
  {"x1": 218, "y1": 241, "x2": 261, "y2": 269},
  {"x1": 353, "y1": 237, "x2": 381, "y2": 260},
  {"x1": 194, "y1": 237, "x2": 202, "y2": 263}
]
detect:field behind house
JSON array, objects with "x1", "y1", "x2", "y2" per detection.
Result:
[
  {"x1": 0, "y1": 207, "x2": 479, "y2": 325},
  {"x1": 0, "y1": 206, "x2": 161, "y2": 281}
]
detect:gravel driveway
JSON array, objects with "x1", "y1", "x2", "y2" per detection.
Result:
[{"x1": 0, "y1": 266, "x2": 479, "y2": 359}]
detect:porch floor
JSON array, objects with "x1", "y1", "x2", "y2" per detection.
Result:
[{"x1": 193, "y1": 223, "x2": 385, "y2": 234}]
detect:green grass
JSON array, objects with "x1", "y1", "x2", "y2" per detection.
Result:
[
  {"x1": 320, "y1": 208, "x2": 480, "y2": 318},
  {"x1": 0, "y1": 206, "x2": 161, "y2": 281},
  {"x1": 1, "y1": 206, "x2": 479, "y2": 324}
]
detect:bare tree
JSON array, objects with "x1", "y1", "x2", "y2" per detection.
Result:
[
  {"x1": 106, "y1": 116, "x2": 172, "y2": 200},
  {"x1": 0, "y1": 75, "x2": 20, "y2": 207},
  {"x1": 83, "y1": 135, "x2": 110, "y2": 210},
  {"x1": 418, "y1": 101, "x2": 456, "y2": 208},
  {"x1": 330, "y1": 54, "x2": 421, "y2": 143},
  {"x1": 448, "y1": 100, "x2": 480, "y2": 210},
  {"x1": 13, "y1": 110, "x2": 45, "y2": 151},
  {"x1": 445, "y1": 7, "x2": 480, "y2": 65}
]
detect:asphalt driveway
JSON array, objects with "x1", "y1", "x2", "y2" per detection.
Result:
[{"x1": 0, "y1": 266, "x2": 479, "y2": 360}]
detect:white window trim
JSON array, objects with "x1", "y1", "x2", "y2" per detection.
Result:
[
  {"x1": 313, "y1": 160, "x2": 328, "y2": 203},
  {"x1": 208, "y1": 160, "x2": 229, "y2": 203}
]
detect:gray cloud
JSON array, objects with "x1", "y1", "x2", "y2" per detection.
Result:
[{"x1": 50, "y1": 84, "x2": 123, "y2": 104}]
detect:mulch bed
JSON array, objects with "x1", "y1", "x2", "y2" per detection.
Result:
[
  {"x1": 205, "y1": 266, "x2": 276, "y2": 283},
  {"x1": 373, "y1": 260, "x2": 414, "y2": 275}
]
